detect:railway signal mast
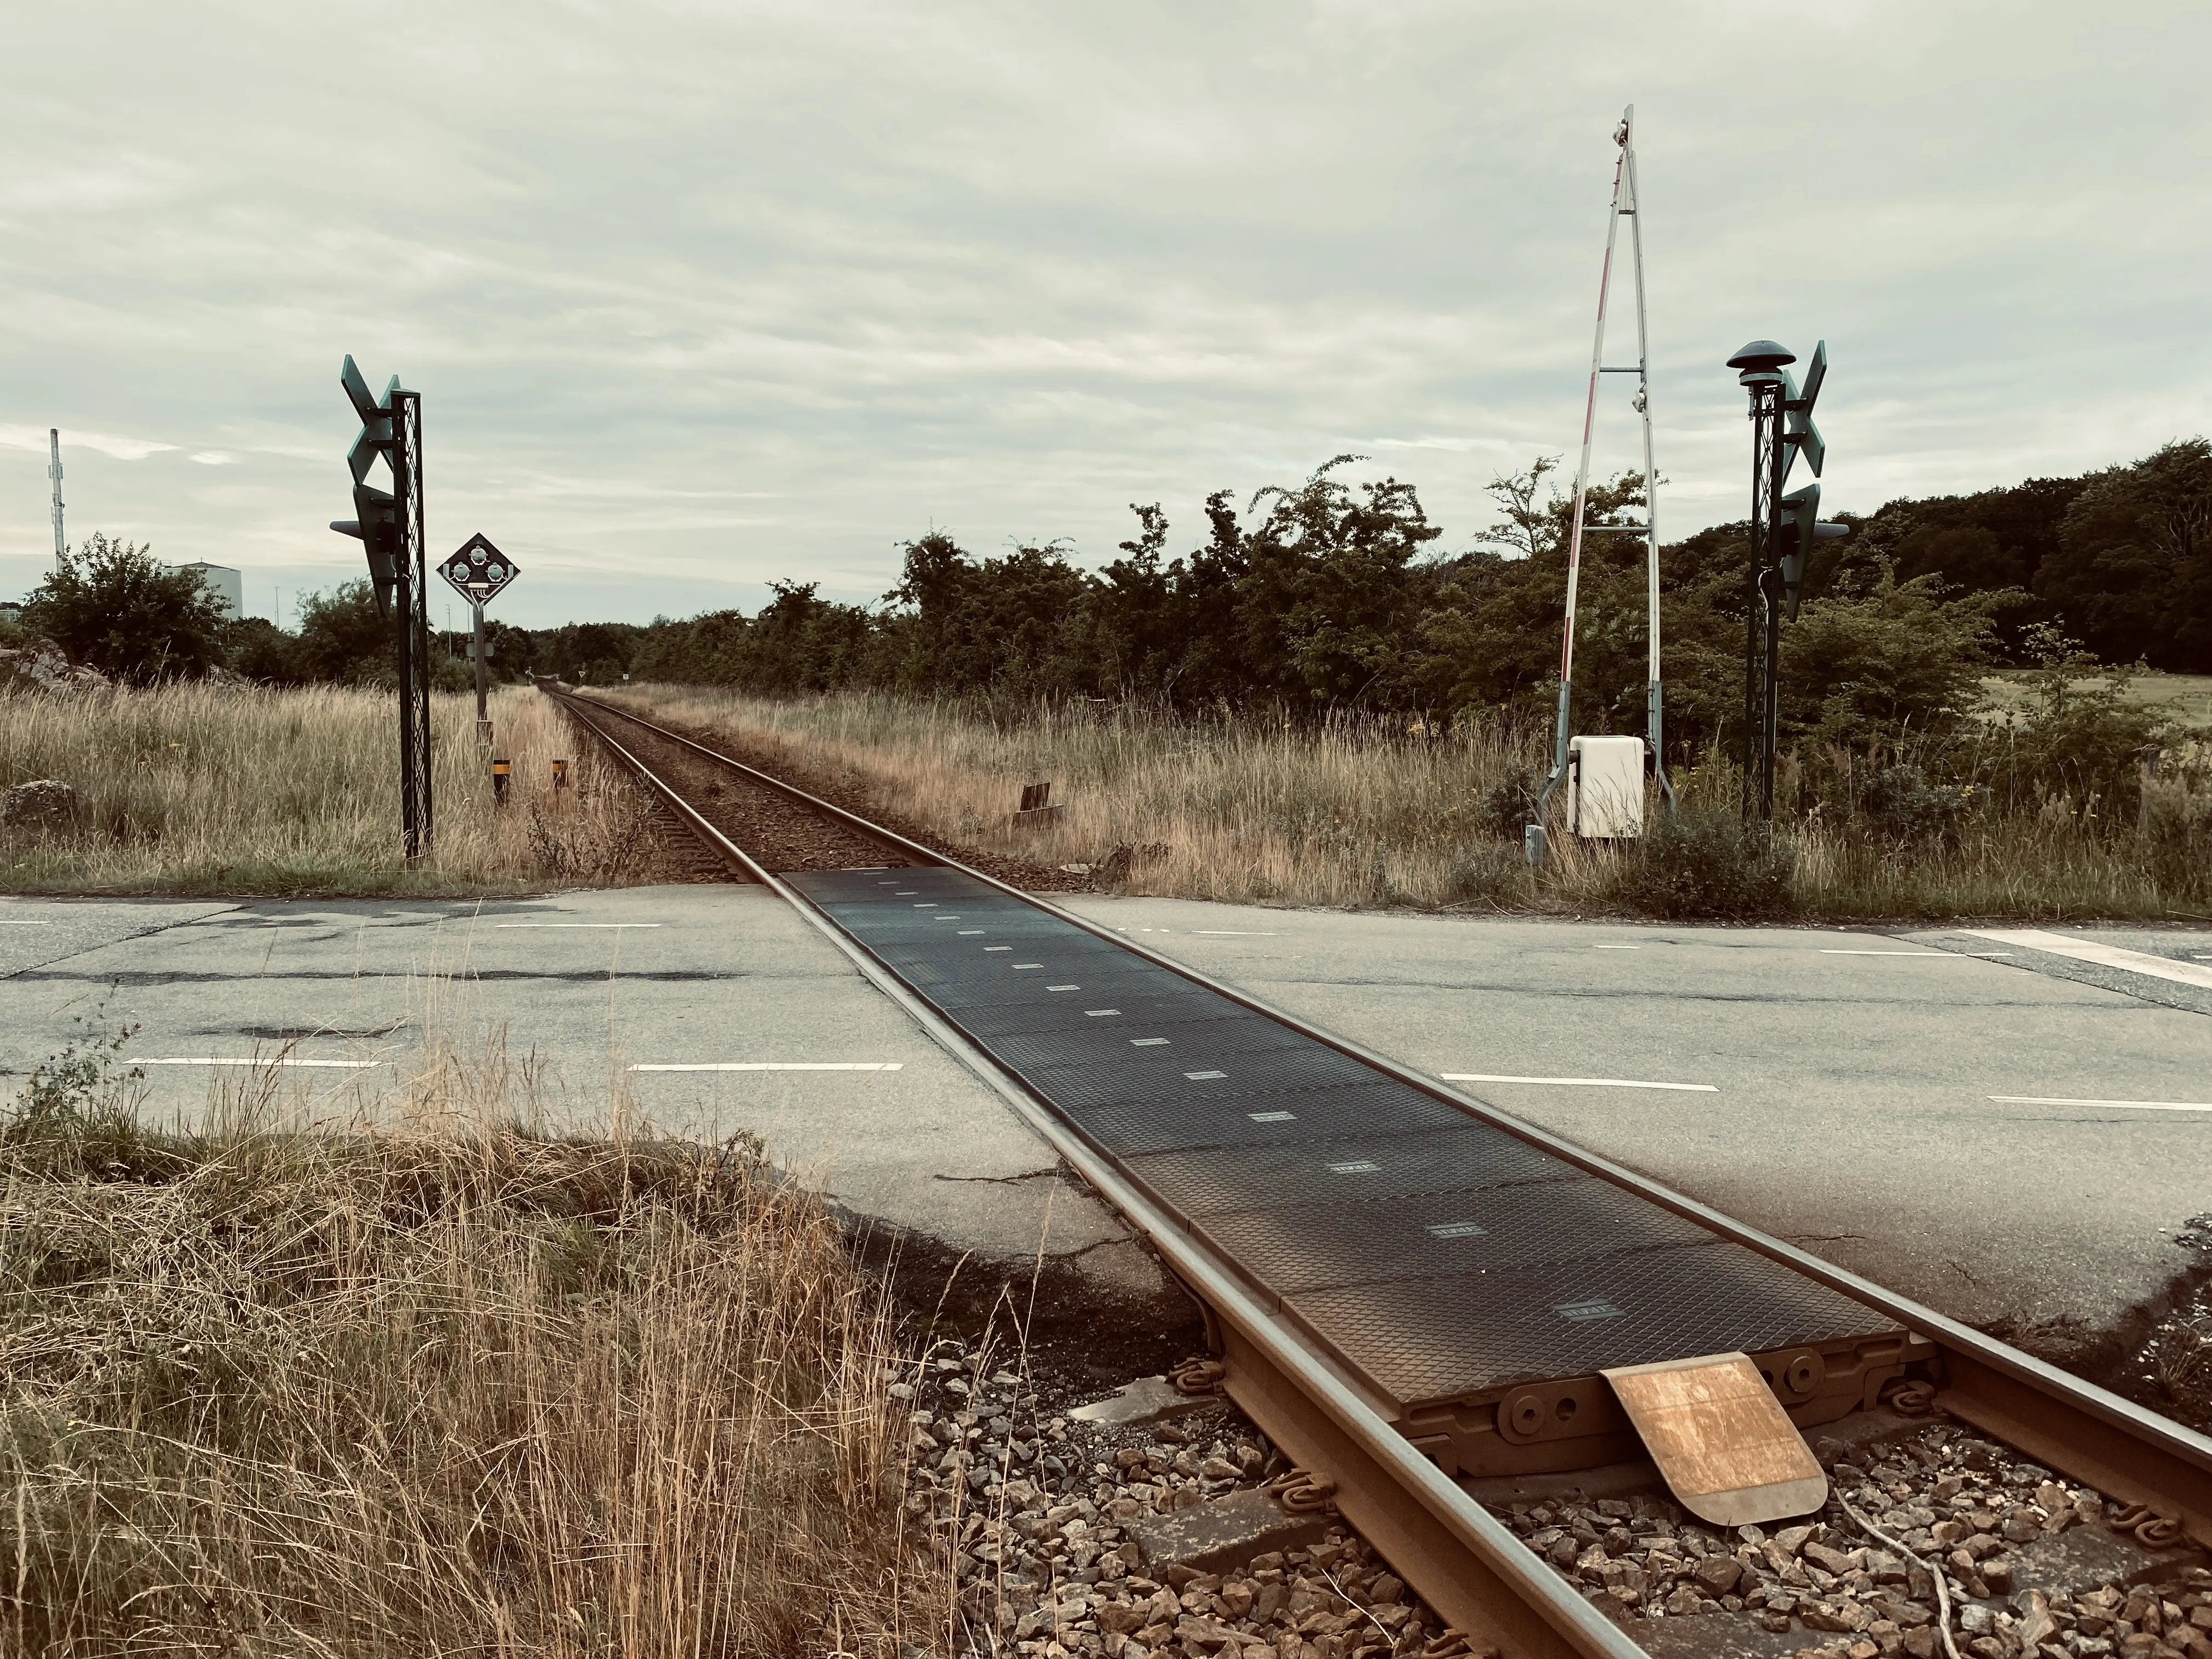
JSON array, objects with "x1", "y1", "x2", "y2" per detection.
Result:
[
  {"x1": 1726, "y1": 338, "x2": 1848, "y2": 821},
  {"x1": 1530, "y1": 106, "x2": 1669, "y2": 868},
  {"x1": 330, "y1": 356, "x2": 433, "y2": 865},
  {"x1": 437, "y1": 534, "x2": 521, "y2": 751}
]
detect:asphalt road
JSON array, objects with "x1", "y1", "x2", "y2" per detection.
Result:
[
  {"x1": 1059, "y1": 896, "x2": 2212, "y2": 1361},
  {"x1": 0, "y1": 887, "x2": 1153, "y2": 1295},
  {"x1": 8, "y1": 887, "x2": 2207, "y2": 1361}
]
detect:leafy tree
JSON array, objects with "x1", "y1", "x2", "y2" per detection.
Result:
[
  {"x1": 1776, "y1": 567, "x2": 2007, "y2": 747},
  {"x1": 20, "y1": 534, "x2": 231, "y2": 684},
  {"x1": 2036, "y1": 439, "x2": 2212, "y2": 669},
  {"x1": 294, "y1": 582, "x2": 396, "y2": 685}
]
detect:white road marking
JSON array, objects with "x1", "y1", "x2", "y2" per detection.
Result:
[
  {"x1": 1594, "y1": 944, "x2": 1640, "y2": 950},
  {"x1": 1820, "y1": 949, "x2": 1955, "y2": 957},
  {"x1": 1443, "y1": 1073, "x2": 1717, "y2": 1092},
  {"x1": 1988, "y1": 1095, "x2": 2212, "y2": 1114},
  {"x1": 1186, "y1": 1069, "x2": 1228, "y2": 1080},
  {"x1": 1047, "y1": 984, "x2": 1080, "y2": 991},
  {"x1": 1195, "y1": 930, "x2": 1279, "y2": 936},
  {"x1": 1428, "y1": 1221, "x2": 1487, "y2": 1238},
  {"x1": 630, "y1": 1063, "x2": 905, "y2": 1073},
  {"x1": 496, "y1": 923, "x2": 663, "y2": 929},
  {"x1": 1130, "y1": 1037, "x2": 1169, "y2": 1046},
  {"x1": 133, "y1": 1057, "x2": 383, "y2": 1069},
  {"x1": 1248, "y1": 1110, "x2": 1296, "y2": 1121},
  {"x1": 1013, "y1": 963, "x2": 1042, "y2": 970},
  {"x1": 1966, "y1": 928, "x2": 2212, "y2": 991},
  {"x1": 958, "y1": 929, "x2": 985, "y2": 935},
  {"x1": 1085, "y1": 1008, "x2": 1120, "y2": 1017},
  {"x1": 0, "y1": 920, "x2": 52, "y2": 925},
  {"x1": 984, "y1": 946, "x2": 1012, "y2": 952}
]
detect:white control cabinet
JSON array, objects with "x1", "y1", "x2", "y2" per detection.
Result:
[{"x1": 1568, "y1": 735, "x2": 1646, "y2": 838}]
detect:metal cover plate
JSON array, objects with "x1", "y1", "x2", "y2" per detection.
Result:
[
  {"x1": 985, "y1": 1011, "x2": 1313, "y2": 1072},
  {"x1": 1285, "y1": 1240, "x2": 1896, "y2": 1410},
  {"x1": 1122, "y1": 1125, "x2": 1578, "y2": 1215},
  {"x1": 944, "y1": 990, "x2": 1227, "y2": 1040},
  {"x1": 1193, "y1": 1174, "x2": 1715, "y2": 1301},
  {"x1": 1063, "y1": 1080, "x2": 1467, "y2": 1158},
  {"x1": 1010, "y1": 1042, "x2": 1382, "y2": 1110}
]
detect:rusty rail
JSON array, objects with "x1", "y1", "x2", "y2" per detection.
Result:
[{"x1": 546, "y1": 682, "x2": 2212, "y2": 1652}]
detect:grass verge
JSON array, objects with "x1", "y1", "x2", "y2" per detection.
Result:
[
  {"x1": 603, "y1": 685, "x2": 2212, "y2": 922},
  {"x1": 0, "y1": 1034, "x2": 944, "y2": 1656},
  {"x1": 0, "y1": 681, "x2": 659, "y2": 896}
]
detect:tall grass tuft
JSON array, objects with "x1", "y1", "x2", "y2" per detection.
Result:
[
  {"x1": 0, "y1": 681, "x2": 656, "y2": 895},
  {"x1": 0, "y1": 1037, "x2": 941, "y2": 1656}
]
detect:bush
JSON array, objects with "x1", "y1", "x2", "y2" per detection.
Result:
[
  {"x1": 20, "y1": 534, "x2": 232, "y2": 685},
  {"x1": 1605, "y1": 809, "x2": 1797, "y2": 920},
  {"x1": 1445, "y1": 843, "x2": 1531, "y2": 908},
  {"x1": 1855, "y1": 763, "x2": 1974, "y2": 842}
]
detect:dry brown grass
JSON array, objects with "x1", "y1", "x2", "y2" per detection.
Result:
[
  {"x1": 605, "y1": 685, "x2": 2212, "y2": 922},
  {"x1": 0, "y1": 681, "x2": 657, "y2": 897},
  {"x1": 0, "y1": 1036, "x2": 947, "y2": 1657}
]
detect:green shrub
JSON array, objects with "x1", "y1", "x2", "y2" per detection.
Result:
[{"x1": 1605, "y1": 809, "x2": 1797, "y2": 921}]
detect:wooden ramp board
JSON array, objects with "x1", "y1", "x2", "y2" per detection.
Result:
[{"x1": 1601, "y1": 1351, "x2": 1828, "y2": 1525}]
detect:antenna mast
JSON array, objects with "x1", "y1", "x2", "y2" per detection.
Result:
[
  {"x1": 48, "y1": 430, "x2": 65, "y2": 569},
  {"x1": 1531, "y1": 106, "x2": 1672, "y2": 861}
]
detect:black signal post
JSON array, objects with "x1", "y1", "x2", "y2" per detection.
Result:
[
  {"x1": 437, "y1": 534, "x2": 522, "y2": 751},
  {"x1": 1725, "y1": 338, "x2": 1846, "y2": 821},
  {"x1": 331, "y1": 356, "x2": 432, "y2": 865}
]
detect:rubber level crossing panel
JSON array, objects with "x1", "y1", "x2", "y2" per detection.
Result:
[{"x1": 788, "y1": 868, "x2": 1913, "y2": 1478}]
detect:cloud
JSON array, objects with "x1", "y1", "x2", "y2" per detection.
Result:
[
  {"x1": 0, "y1": 425, "x2": 177, "y2": 462},
  {"x1": 0, "y1": 2, "x2": 2205, "y2": 628}
]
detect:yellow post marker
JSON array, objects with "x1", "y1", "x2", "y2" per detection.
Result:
[
  {"x1": 492, "y1": 757, "x2": 511, "y2": 805},
  {"x1": 552, "y1": 758, "x2": 569, "y2": 789}
]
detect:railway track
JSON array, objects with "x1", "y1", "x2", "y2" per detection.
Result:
[{"x1": 543, "y1": 682, "x2": 2212, "y2": 1659}]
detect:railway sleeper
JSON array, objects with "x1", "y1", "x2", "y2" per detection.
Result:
[{"x1": 1400, "y1": 1329, "x2": 1931, "y2": 1481}]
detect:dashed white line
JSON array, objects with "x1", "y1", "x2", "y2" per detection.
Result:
[
  {"x1": 1820, "y1": 949, "x2": 1955, "y2": 957},
  {"x1": 1443, "y1": 1073, "x2": 1717, "y2": 1093},
  {"x1": 1988, "y1": 1095, "x2": 2212, "y2": 1114},
  {"x1": 0, "y1": 919, "x2": 53, "y2": 926},
  {"x1": 1594, "y1": 944, "x2": 1640, "y2": 950},
  {"x1": 495, "y1": 923, "x2": 663, "y2": 929},
  {"x1": 629, "y1": 1063, "x2": 905, "y2": 1073},
  {"x1": 1195, "y1": 930, "x2": 1279, "y2": 936}
]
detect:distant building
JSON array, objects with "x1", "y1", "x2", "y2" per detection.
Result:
[
  {"x1": 176, "y1": 562, "x2": 242, "y2": 619},
  {"x1": 0, "y1": 602, "x2": 22, "y2": 625}
]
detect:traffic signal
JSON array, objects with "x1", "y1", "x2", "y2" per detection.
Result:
[
  {"x1": 330, "y1": 355, "x2": 402, "y2": 618},
  {"x1": 1776, "y1": 482, "x2": 1849, "y2": 620},
  {"x1": 1782, "y1": 339, "x2": 1827, "y2": 482}
]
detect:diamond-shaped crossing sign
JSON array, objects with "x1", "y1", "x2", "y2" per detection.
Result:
[{"x1": 438, "y1": 533, "x2": 520, "y2": 604}]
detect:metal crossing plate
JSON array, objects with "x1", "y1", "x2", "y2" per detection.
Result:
[
  {"x1": 1010, "y1": 1042, "x2": 1385, "y2": 1110},
  {"x1": 1063, "y1": 1080, "x2": 1468, "y2": 1158},
  {"x1": 785, "y1": 865, "x2": 1905, "y2": 1442},
  {"x1": 1286, "y1": 1240, "x2": 1896, "y2": 1410},
  {"x1": 1193, "y1": 1174, "x2": 1715, "y2": 1302},
  {"x1": 1122, "y1": 1125, "x2": 1577, "y2": 1215}
]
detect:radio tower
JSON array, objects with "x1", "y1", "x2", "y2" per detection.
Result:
[{"x1": 48, "y1": 430, "x2": 66, "y2": 569}]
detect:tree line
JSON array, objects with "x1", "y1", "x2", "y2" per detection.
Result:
[
  {"x1": 625, "y1": 438, "x2": 2211, "y2": 763},
  {"x1": 8, "y1": 436, "x2": 2206, "y2": 771}
]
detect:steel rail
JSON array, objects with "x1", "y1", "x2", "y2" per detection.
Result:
[
  {"x1": 547, "y1": 686, "x2": 1640, "y2": 1658},
  {"x1": 550, "y1": 687, "x2": 2212, "y2": 1575}
]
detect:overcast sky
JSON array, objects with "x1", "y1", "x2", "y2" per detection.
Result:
[{"x1": 3, "y1": 2, "x2": 2207, "y2": 629}]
